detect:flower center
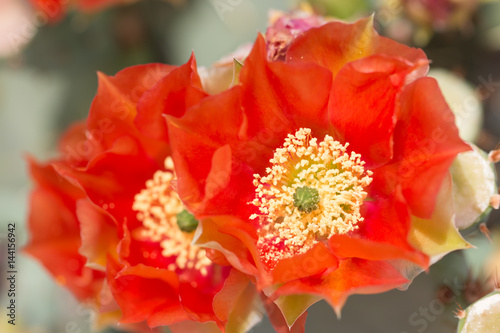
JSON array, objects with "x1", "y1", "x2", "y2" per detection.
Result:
[
  {"x1": 176, "y1": 209, "x2": 199, "y2": 232},
  {"x1": 293, "y1": 186, "x2": 320, "y2": 213},
  {"x1": 250, "y1": 128, "x2": 373, "y2": 267},
  {"x1": 132, "y1": 157, "x2": 211, "y2": 276}
]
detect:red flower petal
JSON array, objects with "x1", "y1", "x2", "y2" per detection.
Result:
[
  {"x1": 107, "y1": 258, "x2": 188, "y2": 327},
  {"x1": 179, "y1": 280, "x2": 221, "y2": 323},
  {"x1": 113, "y1": 216, "x2": 230, "y2": 327},
  {"x1": 329, "y1": 55, "x2": 427, "y2": 167},
  {"x1": 195, "y1": 216, "x2": 259, "y2": 278},
  {"x1": 136, "y1": 55, "x2": 207, "y2": 142},
  {"x1": 329, "y1": 193, "x2": 428, "y2": 267},
  {"x1": 76, "y1": 199, "x2": 119, "y2": 269},
  {"x1": 25, "y1": 188, "x2": 104, "y2": 301},
  {"x1": 275, "y1": 259, "x2": 408, "y2": 315},
  {"x1": 287, "y1": 17, "x2": 375, "y2": 76},
  {"x1": 287, "y1": 16, "x2": 428, "y2": 78},
  {"x1": 88, "y1": 64, "x2": 172, "y2": 162},
  {"x1": 390, "y1": 77, "x2": 471, "y2": 218},
  {"x1": 120, "y1": 224, "x2": 172, "y2": 269},
  {"x1": 57, "y1": 121, "x2": 90, "y2": 168},
  {"x1": 53, "y1": 136, "x2": 161, "y2": 231},
  {"x1": 27, "y1": 156, "x2": 84, "y2": 202},
  {"x1": 240, "y1": 35, "x2": 333, "y2": 152},
  {"x1": 166, "y1": 87, "x2": 256, "y2": 219},
  {"x1": 376, "y1": 36, "x2": 429, "y2": 77},
  {"x1": 272, "y1": 242, "x2": 338, "y2": 285}
]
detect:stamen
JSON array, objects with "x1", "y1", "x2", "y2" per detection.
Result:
[
  {"x1": 251, "y1": 128, "x2": 372, "y2": 267},
  {"x1": 132, "y1": 157, "x2": 211, "y2": 276}
]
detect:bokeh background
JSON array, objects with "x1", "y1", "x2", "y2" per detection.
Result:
[{"x1": 1, "y1": 0, "x2": 500, "y2": 332}]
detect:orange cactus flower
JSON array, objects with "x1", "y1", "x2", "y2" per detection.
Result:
[
  {"x1": 140, "y1": 16, "x2": 473, "y2": 326},
  {"x1": 25, "y1": 63, "x2": 263, "y2": 332}
]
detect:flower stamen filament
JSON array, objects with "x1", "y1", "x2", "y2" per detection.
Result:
[{"x1": 132, "y1": 157, "x2": 211, "y2": 276}]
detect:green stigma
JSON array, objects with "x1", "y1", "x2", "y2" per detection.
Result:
[
  {"x1": 293, "y1": 186, "x2": 320, "y2": 213},
  {"x1": 176, "y1": 209, "x2": 199, "y2": 232}
]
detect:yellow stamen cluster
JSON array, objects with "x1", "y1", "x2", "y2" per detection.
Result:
[
  {"x1": 251, "y1": 128, "x2": 373, "y2": 266},
  {"x1": 132, "y1": 157, "x2": 211, "y2": 276}
]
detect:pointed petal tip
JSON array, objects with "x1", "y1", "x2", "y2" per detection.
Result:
[
  {"x1": 331, "y1": 298, "x2": 346, "y2": 319},
  {"x1": 188, "y1": 52, "x2": 197, "y2": 65},
  {"x1": 96, "y1": 71, "x2": 108, "y2": 82}
]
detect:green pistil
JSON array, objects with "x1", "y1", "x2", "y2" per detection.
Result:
[
  {"x1": 293, "y1": 186, "x2": 320, "y2": 213},
  {"x1": 176, "y1": 209, "x2": 199, "y2": 232}
]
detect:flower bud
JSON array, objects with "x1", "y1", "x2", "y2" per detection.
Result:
[{"x1": 457, "y1": 291, "x2": 500, "y2": 333}]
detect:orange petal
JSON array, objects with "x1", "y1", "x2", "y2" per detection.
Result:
[
  {"x1": 329, "y1": 55, "x2": 428, "y2": 167},
  {"x1": 287, "y1": 16, "x2": 428, "y2": 78},
  {"x1": 107, "y1": 258, "x2": 188, "y2": 327},
  {"x1": 136, "y1": 55, "x2": 206, "y2": 142},
  {"x1": 194, "y1": 216, "x2": 260, "y2": 279},
  {"x1": 77, "y1": 199, "x2": 119, "y2": 270},
  {"x1": 272, "y1": 242, "x2": 338, "y2": 284},
  {"x1": 391, "y1": 77, "x2": 471, "y2": 218},
  {"x1": 89, "y1": 64, "x2": 172, "y2": 160},
  {"x1": 329, "y1": 193, "x2": 428, "y2": 268},
  {"x1": 275, "y1": 259, "x2": 408, "y2": 316},
  {"x1": 25, "y1": 188, "x2": 105, "y2": 301},
  {"x1": 241, "y1": 34, "x2": 333, "y2": 150},
  {"x1": 287, "y1": 17, "x2": 377, "y2": 76}
]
